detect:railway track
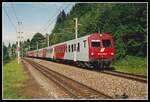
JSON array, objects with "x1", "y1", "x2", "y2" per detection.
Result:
[
  {"x1": 43, "y1": 58, "x2": 147, "y2": 83},
  {"x1": 23, "y1": 58, "x2": 113, "y2": 99},
  {"x1": 48, "y1": 58, "x2": 147, "y2": 83},
  {"x1": 100, "y1": 70, "x2": 147, "y2": 83}
]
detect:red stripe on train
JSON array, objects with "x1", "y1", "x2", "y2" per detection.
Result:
[{"x1": 54, "y1": 44, "x2": 67, "y2": 59}]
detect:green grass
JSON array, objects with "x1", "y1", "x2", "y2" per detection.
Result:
[
  {"x1": 3, "y1": 59, "x2": 28, "y2": 99},
  {"x1": 112, "y1": 55, "x2": 147, "y2": 76}
]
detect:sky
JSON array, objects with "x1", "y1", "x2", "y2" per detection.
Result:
[{"x1": 2, "y1": 2, "x2": 76, "y2": 46}]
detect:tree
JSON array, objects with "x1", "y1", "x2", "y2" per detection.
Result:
[
  {"x1": 3, "y1": 43, "x2": 10, "y2": 64},
  {"x1": 8, "y1": 43, "x2": 11, "y2": 48},
  {"x1": 30, "y1": 33, "x2": 45, "y2": 50},
  {"x1": 56, "y1": 10, "x2": 66, "y2": 25},
  {"x1": 11, "y1": 43, "x2": 17, "y2": 58}
]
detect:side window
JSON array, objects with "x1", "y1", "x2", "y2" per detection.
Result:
[
  {"x1": 83, "y1": 40, "x2": 87, "y2": 48},
  {"x1": 71, "y1": 44, "x2": 73, "y2": 52},
  {"x1": 68, "y1": 45, "x2": 70, "y2": 52},
  {"x1": 48, "y1": 48, "x2": 52, "y2": 53},
  {"x1": 66, "y1": 45, "x2": 67, "y2": 52},
  {"x1": 77, "y1": 42, "x2": 80, "y2": 52},
  {"x1": 74, "y1": 44, "x2": 76, "y2": 51},
  {"x1": 72, "y1": 44, "x2": 73, "y2": 52}
]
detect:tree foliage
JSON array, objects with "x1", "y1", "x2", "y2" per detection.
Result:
[
  {"x1": 3, "y1": 43, "x2": 10, "y2": 64},
  {"x1": 56, "y1": 10, "x2": 66, "y2": 24},
  {"x1": 30, "y1": 33, "x2": 46, "y2": 50}
]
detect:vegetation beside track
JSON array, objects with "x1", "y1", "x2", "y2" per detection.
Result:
[
  {"x1": 3, "y1": 59, "x2": 28, "y2": 99},
  {"x1": 3, "y1": 43, "x2": 10, "y2": 64},
  {"x1": 112, "y1": 55, "x2": 147, "y2": 76}
]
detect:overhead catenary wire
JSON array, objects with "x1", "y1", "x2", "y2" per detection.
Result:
[
  {"x1": 11, "y1": 3, "x2": 23, "y2": 35},
  {"x1": 11, "y1": 3, "x2": 19, "y2": 23},
  {"x1": 11, "y1": 3, "x2": 24, "y2": 40},
  {"x1": 3, "y1": 6, "x2": 17, "y2": 33},
  {"x1": 40, "y1": 3, "x2": 73, "y2": 34},
  {"x1": 38, "y1": 4, "x2": 64, "y2": 33}
]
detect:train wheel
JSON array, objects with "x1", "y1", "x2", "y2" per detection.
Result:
[
  {"x1": 100, "y1": 62, "x2": 104, "y2": 69},
  {"x1": 92, "y1": 62, "x2": 98, "y2": 69},
  {"x1": 105, "y1": 62, "x2": 111, "y2": 69},
  {"x1": 97, "y1": 62, "x2": 102, "y2": 70}
]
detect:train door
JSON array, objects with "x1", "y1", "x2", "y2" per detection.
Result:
[{"x1": 43, "y1": 48, "x2": 47, "y2": 58}]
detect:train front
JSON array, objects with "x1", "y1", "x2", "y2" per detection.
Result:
[{"x1": 88, "y1": 33, "x2": 115, "y2": 68}]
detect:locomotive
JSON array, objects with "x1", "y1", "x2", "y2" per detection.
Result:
[{"x1": 26, "y1": 33, "x2": 115, "y2": 68}]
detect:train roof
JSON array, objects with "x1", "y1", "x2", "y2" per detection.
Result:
[{"x1": 53, "y1": 33, "x2": 112, "y2": 46}]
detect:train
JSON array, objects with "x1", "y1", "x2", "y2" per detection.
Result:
[{"x1": 26, "y1": 33, "x2": 115, "y2": 68}]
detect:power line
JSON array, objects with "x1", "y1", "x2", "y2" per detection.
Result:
[
  {"x1": 11, "y1": 3, "x2": 19, "y2": 23},
  {"x1": 40, "y1": 3, "x2": 72, "y2": 34},
  {"x1": 11, "y1": 3, "x2": 23, "y2": 33},
  {"x1": 11, "y1": 3, "x2": 23, "y2": 64},
  {"x1": 3, "y1": 6, "x2": 17, "y2": 33},
  {"x1": 38, "y1": 4, "x2": 64, "y2": 33},
  {"x1": 40, "y1": 6, "x2": 66, "y2": 33}
]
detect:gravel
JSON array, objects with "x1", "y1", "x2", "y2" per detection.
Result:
[{"x1": 29, "y1": 58, "x2": 147, "y2": 99}]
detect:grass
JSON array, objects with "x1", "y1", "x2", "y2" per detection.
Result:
[
  {"x1": 112, "y1": 55, "x2": 147, "y2": 76},
  {"x1": 3, "y1": 59, "x2": 28, "y2": 99}
]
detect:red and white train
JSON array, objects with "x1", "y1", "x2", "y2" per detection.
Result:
[{"x1": 26, "y1": 33, "x2": 115, "y2": 68}]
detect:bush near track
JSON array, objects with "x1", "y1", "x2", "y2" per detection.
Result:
[
  {"x1": 3, "y1": 59, "x2": 28, "y2": 99},
  {"x1": 112, "y1": 55, "x2": 147, "y2": 76}
]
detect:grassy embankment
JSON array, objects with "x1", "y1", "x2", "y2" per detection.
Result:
[
  {"x1": 3, "y1": 59, "x2": 28, "y2": 99},
  {"x1": 112, "y1": 55, "x2": 147, "y2": 76}
]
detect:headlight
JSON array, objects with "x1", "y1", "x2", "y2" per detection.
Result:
[
  {"x1": 91, "y1": 52, "x2": 94, "y2": 55},
  {"x1": 111, "y1": 52, "x2": 114, "y2": 55}
]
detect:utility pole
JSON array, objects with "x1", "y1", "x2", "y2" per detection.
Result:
[
  {"x1": 29, "y1": 45, "x2": 30, "y2": 51},
  {"x1": 73, "y1": 18, "x2": 78, "y2": 62},
  {"x1": 98, "y1": 27, "x2": 100, "y2": 33},
  {"x1": 47, "y1": 34, "x2": 49, "y2": 47},
  {"x1": 37, "y1": 41, "x2": 38, "y2": 51},
  {"x1": 74, "y1": 18, "x2": 78, "y2": 39},
  {"x1": 17, "y1": 31, "x2": 20, "y2": 64},
  {"x1": 17, "y1": 21, "x2": 22, "y2": 64},
  {"x1": 21, "y1": 35, "x2": 23, "y2": 57}
]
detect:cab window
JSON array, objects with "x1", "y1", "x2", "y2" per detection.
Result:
[
  {"x1": 102, "y1": 39, "x2": 112, "y2": 48},
  {"x1": 91, "y1": 40, "x2": 101, "y2": 48}
]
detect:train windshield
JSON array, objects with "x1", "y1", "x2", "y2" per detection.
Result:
[
  {"x1": 91, "y1": 40, "x2": 101, "y2": 48},
  {"x1": 102, "y1": 39, "x2": 112, "y2": 48}
]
